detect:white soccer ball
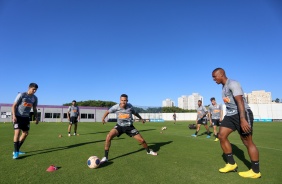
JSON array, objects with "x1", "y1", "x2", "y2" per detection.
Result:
[
  {"x1": 161, "y1": 126, "x2": 167, "y2": 130},
  {"x1": 87, "y1": 156, "x2": 100, "y2": 169}
]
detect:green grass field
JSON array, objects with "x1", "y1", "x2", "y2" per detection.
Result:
[{"x1": 1, "y1": 121, "x2": 281, "y2": 184}]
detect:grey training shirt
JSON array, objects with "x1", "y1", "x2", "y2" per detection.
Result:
[
  {"x1": 14, "y1": 92, "x2": 38, "y2": 117},
  {"x1": 108, "y1": 103, "x2": 136, "y2": 127},
  {"x1": 222, "y1": 79, "x2": 250, "y2": 116},
  {"x1": 208, "y1": 104, "x2": 222, "y2": 119}
]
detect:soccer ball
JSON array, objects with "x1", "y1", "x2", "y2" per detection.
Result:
[{"x1": 87, "y1": 156, "x2": 100, "y2": 169}]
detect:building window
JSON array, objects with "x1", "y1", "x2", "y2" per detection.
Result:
[
  {"x1": 63, "y1": 113, "x2": 68, "y2": 118},
  {"x1": 88, "y1": 114, "x2": 94, "y2": 119},
  {"x1": 53, "y1": 113, "x2": 61, "y2": 118},
  {"x1": 45, "y1": 113, "x2": 52, "y2": 118},
  {"x1": 81, "y1": 113, "x2": 87, "y2": 119}
]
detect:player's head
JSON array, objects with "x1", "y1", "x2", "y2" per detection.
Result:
[
  {"x1": 120, "y1": 94, "x2": 128, "y2": 108},
  {"x1": 212, "y1": 68, "x2": 227, "y2": 84},
  {"x1": 198, "y1": 100, "x2": 202, "y2": 106},
  {"x1": 72, "y1": 100, "x2": 76, "y2": 105},
  {"x1": 210, "y1": 97, "x2": 216, "y2": 105},
  {"x1": 28, "y1": 83, "x2": 38, "y2": 95}
]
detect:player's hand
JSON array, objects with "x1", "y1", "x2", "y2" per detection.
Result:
[
  {"x1": 13, "y1": 116, "x2": 17, "y2": 123},
  {"x1": 102, "y1": 119, "x2": 106, "y2": 125},
  {"x1": 35, "y1": 119, "x2": 39, "y2": 125},
  {"x1": 142, "y1": 119, "x2": 145, "y2": 124},
  {"x1": 240, "y1": 119, "x2": 251, "y2": 133}
]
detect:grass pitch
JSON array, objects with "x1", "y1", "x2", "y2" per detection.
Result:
[{"x1": 0, "y1": 121, "x2": 281, "y2": 184}]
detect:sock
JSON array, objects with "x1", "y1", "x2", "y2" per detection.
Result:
[
  {"x1": 195, "y1": 131, "x2": 199, "y2": 135},
  {"x1": 225, "y1": 153, "x2": 235, "y2": 164},
  {"x1": 14, "y1": 142, "x2": 19, "y2": 152},
  {"x1": 105, "y1": 150, "x2": 109, "y2": 158},
  {"x1": 68, "y1": 132, "x2": 70, "y2": 134},
  {"x1": 18, "y1": 141, "x2": 24, "y2": 149},
  {"x1": 251, "y1": 160, "x2": 260, "y2": 173},
  {"x1": 146, "y1": 147, "x2": 150, "y2": 153},
  {"x1": 215, "y1": 134, "x2": 218, "y2": 138}
]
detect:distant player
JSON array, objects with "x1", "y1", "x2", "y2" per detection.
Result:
[
  {"x1": 191, "y1": 100, "x2": 211, "y2": 138},
  {"x1": 173, "y1": 112, "x2": 176, "y2": 124},
  {"x1": 212, "y1": 68, "x2": 261, "y2": 178},
  {"x1": 208, "y1": 97, "x2": 223, "y2": 142},
  {"x1": 67, "y1": 100, "x2": 80, "y2": 136},
  {"x1": 100, "y1": 94, "x2": 157, "y2": 163},
  {"x1": 12, "y1": 83, "x2": 39, "y2": 159}
]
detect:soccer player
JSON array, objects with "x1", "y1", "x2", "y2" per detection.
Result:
[
  {"x1": 191, "y1": 100, "x2": 211, "y2": 138},
  {"x1": 208, "y1": 97, "x2": 223, "y2": 142},
  {"x1": 67, "y1": 100, "x2": 80, "y2": 136},
  {"x1": 100, "y1": 94, "x2": 157, "y2": 163},
  {"x1": 12, "y1": 83, "x2": 39, "y2": 159},
  {"x1": 212, "y1": 68, "x2": 261, "y2": 178},
  {"x1": 173, "y1": 112, "x2": 176, "y2": 124}
]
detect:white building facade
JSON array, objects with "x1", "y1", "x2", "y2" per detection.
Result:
[
  {"x1": 162, "y1": 98, "x2": 174, "y2": 107},
  {"x1": 246, "y1": 90, "x2": 272, "y2": 104}
]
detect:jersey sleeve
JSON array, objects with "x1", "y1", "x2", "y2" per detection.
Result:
[{"x1": 230, "y1": 81, "x2": 244, "y2": 97}]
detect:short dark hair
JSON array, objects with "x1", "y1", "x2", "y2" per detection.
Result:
[
  {"x1": 120, "y1": 94, "x2": 128, "y2": 98},
  {"x1": 198, "y1": 100, "x2": 202, "y2": 103},
  {"x1": 210, "y1": 97, "x2": 215, "y2": 101},
  {"x1": 29, "y1": 83, "x2": 38, "y2": 89},
  {"x1": 72, "y1": 100, "x2": 76, "y2": 103}
]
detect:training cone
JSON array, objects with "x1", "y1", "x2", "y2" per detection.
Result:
[{"x1": 46, "y1": 165, "x2": 58, "y2": 172}]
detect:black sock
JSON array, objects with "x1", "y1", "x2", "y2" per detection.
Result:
[
  {"x1": 14, "y1": 142, "x2": 19, "y2": 152},
  {"x1": 215, "y1": 134, "x2": 218, "y2": 138},
  {"x1": 251, "y1": 160, "x2": 260, "y2": 173},
  {"x1": 225, "y1": 153, "x2": 235, "y2": 164},
  {"x1": 146, "y1": 147, "x2": 150, "y2": 153},
  {"x1": 195, "y1": 131, "x2": 199, "y2": 135},
  {"x1": 18, "y1": 141, "x2": 24, "y2": 149},
  {"x1": 105, "y1": 150, "x2": 109, "y2": 158}
]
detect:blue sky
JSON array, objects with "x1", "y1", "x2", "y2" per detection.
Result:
[{"x1": 1, "y1": 0, "x2": 282, "y2": 107}]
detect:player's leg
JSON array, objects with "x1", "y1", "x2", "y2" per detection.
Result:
[
  {"x1": 73, "y1": 123, "x2": 77, "y2": 135},
  {"x1": 17, "y1": 130, "x2": 28, "y2": 155},
  {"x1": 192, "y1": 123, "x2": 201, "y2": 137},
  {"x1": 133, "y1": 133, "x2": 157, "y2": 155},
  {"x1": 218, "y1": 126, "x2": 238, "y2": 173},
  {"x1": 101, "y1": 128, "x2": 119, "y2": 162},
  {"x1": 68, "y1": 123, "x2": 72, "y2": 136},
  {"x1": 238, "y1": 109, "x2": 261, "y2": 178},
  {"x1": 204, "y1": 124, "x2": 211, "y2": 138},
  {"x1": 13, "y1": 128, "x2": 21, "y2": 159}
]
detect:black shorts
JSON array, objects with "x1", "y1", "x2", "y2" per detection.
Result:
[
  {"x1": 114, "y1": 124, "x2": 139, "y2": 137},
  {"x1": 212, "y1": 119, "x2": 221, "y2": 126},
  {"x1": 220, "y1": 109, "x2": 254, "y2": 136},
  {"x1": 70, "y1": 117, "x2": 78, "y2": 124},
  {"x1": 197, "y1": 118, "x2": 208, "y2": 125},
  {"x1": 13, "y1": 116, "x2": 30, "y2": 131}
]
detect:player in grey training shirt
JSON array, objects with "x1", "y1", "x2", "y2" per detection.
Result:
[
  {"x1": 191, "y1": 100, "x2": 211, "y2": 138},
  {"x1": 11, "y1": 83, "x2": 39, "y2": 159},
  {"x1": 100, "y1": 94, "x2": 157, "y2": 163},
  {"x1": 67, "y1": 100, "x2": 80, "y2": 136},
  {"x1": 212, "y1": 68, "x2": 261, "y2": 178},
  {"x1": 208, "y1": 97, "x2": 223, "y2": 142}
]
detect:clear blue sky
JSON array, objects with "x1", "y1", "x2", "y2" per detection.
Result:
[{"x1": 1, "y1": 0, "x2": 282, "y2": 106}]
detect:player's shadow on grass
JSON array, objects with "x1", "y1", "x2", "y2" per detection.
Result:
[
  {"x1": 78, "y1": 131, "x2": 110, "y2": 135},
  {"x1": 138, "y1": 128, "x2": 156, "y2": 132},
  {"x1": 19, "y1": 138, "x2": 124, "y2": 159},
  {"x1": 105, "y1": 141, "x2": 173, "y2": 163},
  {"x1": 221, "y1": 143, "x2": 251, "y2": 168}
]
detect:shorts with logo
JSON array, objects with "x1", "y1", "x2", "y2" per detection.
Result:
[
  {"x1": 212, "y1": 119, "x2": 221, "y2": 126},
  {"x1": 197, "y1": 118, "x2": 208, "y2": 125},
  {"x1": 13, "y1": 116, "x2": 30, "y2": 131},
  {"x1": 70, "y1": 117, "x2": 78, "y2": 124},
  {"x1": 114, "y1": 124, "x2": 139, "y2": 137},
  {"x1": 220, "y1": 109, "x2": 254, "y2": 136}
]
